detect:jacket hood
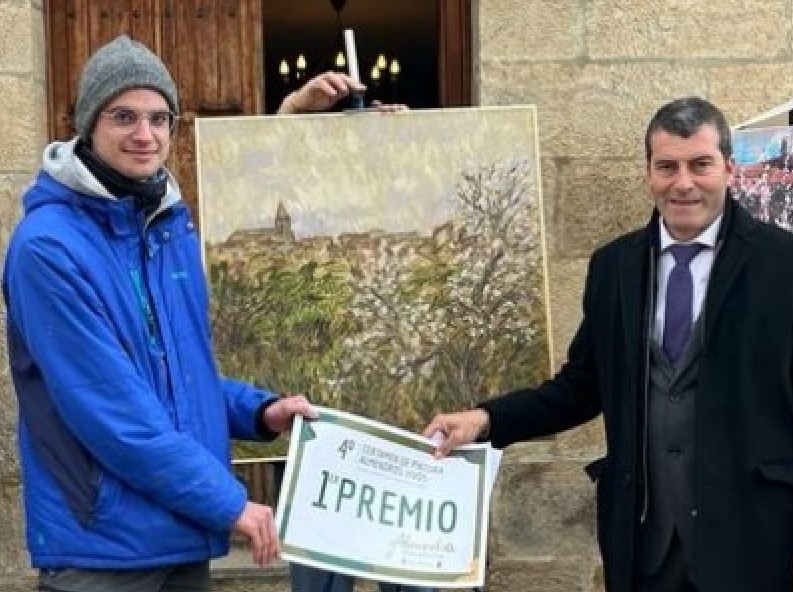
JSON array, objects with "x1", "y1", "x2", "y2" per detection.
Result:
[{"x1": 32, "y1": 137, "x2": 182, "y2": 218}]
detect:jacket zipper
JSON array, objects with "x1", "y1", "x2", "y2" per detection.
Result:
[
  {"x1": 134, "y1": 220, "x2": 177, "y2": 426},
  {"x1": 130, "y1": 220, "x2": 161, "y2": 350},
  {"x1": 130, "y1": 267, "x2": 158, "y2": 348}
]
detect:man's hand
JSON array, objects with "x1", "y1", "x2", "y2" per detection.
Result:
[
  {"x1": 262, "y1": 394, "x2": 318, "y2": 434},
  {"x1": 422, "y1": 409, "x2": 490, "y2": 459},
  {"x1": 232, "y1": 501, "x2": 279, "y2": 567},
  {"x1": 277, "y1": 71, "x2": 365, "y2": 114}
]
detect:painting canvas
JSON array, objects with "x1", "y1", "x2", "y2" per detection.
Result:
[
  {"x1": 732, "y1": 126, "x2": 793, "y2": 231},
  {"x1": 196, "y1": 107, "x2": 551, "y2": 450}
]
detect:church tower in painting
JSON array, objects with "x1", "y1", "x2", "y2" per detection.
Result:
[{"x1": 274, "y1": 201, "x2": 295, "y2": 242}]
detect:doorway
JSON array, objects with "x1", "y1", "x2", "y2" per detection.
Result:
[{"x1": 262, "y1": 0, "x2": 440, "y2": 112}]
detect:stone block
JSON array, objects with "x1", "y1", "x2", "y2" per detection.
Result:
[
  {"x1": 0, "y1": 76, "x2": 46, "y2": 171},
  {"x1": 500, "y1": 440, "x2": 557, "y2": 464},
  {"x1": 709, "y1": 64, "x2": 793, "y2": 127},
  {"x1": 31, "y1": 2, "x2": 45, "y2": 83},
  {"x1": 591, "y1": 560, "x2": 605, "y2": 592},
  {"x1": 479, "y1": 0, "x2": 583, "y2": 61},
  {"x1": 213, "y1": 575, "x2": 290, "y2": 592},
  {"x1": 0, "y1": 574, "x2": 36, "y2": 592},
  {"x1": 211, "y1": 554, "x2": 291, "y2": 592},
  {"x1": 539, "y1": 156, "x2": 559, "y2": 258},
  {"x1": 554, "y1": 418, "x2": 606, "y2": 461},
  {"x1": 557, "y1": 158, "x2": 652, "y2": 257},
  {"x1": 546, "y1": 256, "x2": 586, "y2": 367},
  {"x1": 0, "y1": 484, "x2": 28, "y2": 576},
  {"x1": 0, "y1": 174, "x2": 26, "y2": 241},
  {"x1": 0, "y1": 2, "x2": 35, "y2": 73},
  {"x1": 489, "y1": 460, "x2": 597, "y2": 558},
  {"x1": 588, "y1": 0, "x2": 789, "y2": 60},
  {"x1": 479, "y1": 61, "x2": 708, "y2": 160},
  {"x1": 486, "y1": 556, "x2": 598, "y2": 592},
  {"x1": 0, "y1": 176, "x2": 24, "y2": 484},
  {"x1": 0, "y1": 384, "x2": 19, "y2": 481}
]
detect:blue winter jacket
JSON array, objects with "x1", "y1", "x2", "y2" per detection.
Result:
[{"x1": 3, "y1": 139, "x2": 276, "y2": 569}]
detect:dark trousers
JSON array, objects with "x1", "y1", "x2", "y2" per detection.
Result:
[
  {"x1": 38, "y1": 561, "x2": 211, "y2": 592},
  {"x1": 635, "y1": 534, "x2": 697, "y2": 592}
]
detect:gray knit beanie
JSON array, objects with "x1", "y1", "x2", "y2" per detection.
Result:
[{"x1": 74, "y1": 35, "x2": 179, "y2": 139}]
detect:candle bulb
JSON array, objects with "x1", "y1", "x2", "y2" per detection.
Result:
[
  {"x1": 279, "y1": 59, "x2": 290, "y2": 85},
  {"x1": 295, "y1": 53, "x2": 307, "y2": 81}
]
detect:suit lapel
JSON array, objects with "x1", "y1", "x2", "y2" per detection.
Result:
[
  {"x1": 701, "y1": 237, "x2": 749, "y2": 339},
  {"x1": 619, "y1": 235, "x2": 650, "y2": 354},
  {"x1": 702, "y1": 203, "x2": 754, "y2": 342}
]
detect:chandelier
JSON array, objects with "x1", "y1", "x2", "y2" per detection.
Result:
[{"x1": 277, "y1": 0, "x2": 401, "y2": 88}]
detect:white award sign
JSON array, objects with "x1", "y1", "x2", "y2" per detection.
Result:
[{"x1": 275, "y1": 407, "x2": 500, "y2": 588}]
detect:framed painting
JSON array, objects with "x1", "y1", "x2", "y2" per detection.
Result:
[
  {"x1": 196, "y1": 107, "x2": 551, "y2": 444},
  {"x1": 732, "y1": 125, "x2": 793, "y2": 230}
]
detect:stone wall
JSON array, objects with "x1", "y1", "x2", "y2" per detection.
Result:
[
  {"x1": 477, "y1": 0, "x2": 793, "y2": 590},
  {"x1": 0, "y1": 1, "x2": 46, "y2": 590},
  {"x1": 4, "y1": 1, "x2": 793, "y2": 591}
]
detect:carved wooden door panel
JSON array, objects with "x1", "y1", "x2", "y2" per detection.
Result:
[
  {"x1": 159, "y1": 0, "x2": 263, "y2": 222},
  {"x1": 46, "y1": 0, "x2": 160, "y2": 142},
  {"x1": 46, "y1": 0, "x2": 263, "y2": 226},
  {"x1": 438, "y1": 0, "x2": 472, "y2": 107}
]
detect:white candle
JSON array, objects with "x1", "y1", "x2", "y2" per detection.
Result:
[{"x1": 343, "y1": 29, "x2": 361, "y2": 83}]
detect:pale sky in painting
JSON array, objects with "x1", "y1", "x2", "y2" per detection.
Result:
[{"x1": 196, "y1": 107, "x2": 540, "y2": 244}]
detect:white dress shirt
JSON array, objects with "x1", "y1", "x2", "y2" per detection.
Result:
[{"x1": 654, "y1": 214, "x2": 722, "y2": 346}]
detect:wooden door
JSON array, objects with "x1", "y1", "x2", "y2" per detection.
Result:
[
  {"x1": 46, "y1": 0, "x2": 160, "y2": 142},
  {"x1": 45, "y1": 0, "x2": 263, "y2": 224},
  {"x1": 158, "y1": 0, "x2": 263, "y2": 221},
  {"x1": 438, "y1": 0, "x2": 472, "y2": 107}
]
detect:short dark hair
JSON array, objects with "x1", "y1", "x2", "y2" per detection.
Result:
[{"x1": 644, "y1": 97, "x2": 732, "y2": 163}]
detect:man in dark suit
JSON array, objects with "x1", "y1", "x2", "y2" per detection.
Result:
[{"x1": 424, "y1": 96, "x2": 793, "y2": 592}]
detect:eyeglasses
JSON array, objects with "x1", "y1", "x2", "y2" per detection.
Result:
[{"x1": 100, "y1": 107, "x2": 177, "y2": 132}]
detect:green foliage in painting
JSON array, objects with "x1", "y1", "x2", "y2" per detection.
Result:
[{"x1": 210, "y1": 160, "x2": 549, "y2": 458}]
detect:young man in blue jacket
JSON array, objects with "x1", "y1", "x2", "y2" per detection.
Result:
[{"x1": 3, "y1": 35, "x2": 318, "y2": 592}]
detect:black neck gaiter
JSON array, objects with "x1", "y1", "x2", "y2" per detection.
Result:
[{"x1": 74, "y1": 139, "x2": 168, "y2": 215}]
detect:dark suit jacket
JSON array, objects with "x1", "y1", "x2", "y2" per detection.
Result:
[{"x1": 482, "y1": 196, "x2": 793, "y2": 592}]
